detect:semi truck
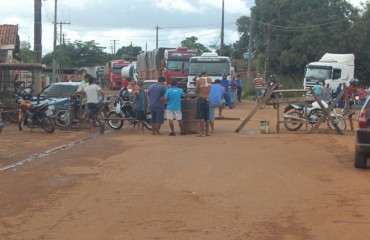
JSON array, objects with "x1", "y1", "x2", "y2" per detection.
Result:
[
  {"x1": 121, "y1": 63, "x2": 138, "y2": 82},
  {"x1": 136, "y1": 47, "x2": 198, "y2": 91},
  {"x1": 187, "y1": 52, "x2": 232, "y2": 97},
  {"x1": 104, "y1": 60, "x2": 131, "y2": 90},
  {"x1": 303, "y1": 53, "x2": 355, "y2": 92}
]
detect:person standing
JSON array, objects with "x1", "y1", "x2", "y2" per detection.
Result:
[
  {"x1": 229, "y1": 75, "x2": 238, "y2": 107},
  {"x1": 148, "y1": 76, "x2": 167, "y2": 135},
  {"x1": 195, "y1": 71, "x2": 212, "y2": 137},
  {"x1": 133, "y1": 81, "x2": 149, "y2": 133},
  {"x1": 336, "y1": 83, "x2": 343, "y2": 107},
  {"x1": 321, "y1": 83, "x2": 331, "y2": 102},
  {"x1": 236, "y1": 74, "x2": 243, "y2": 102},
  {"x1": 77, "y1": 73, "x2": 90, "y2": 120},
  {"x1": 84, "y1": 77, "x2": 105, "y2": 132},
  {"x1": 312, "y1": 81, "x2": 323, "y2": 99},
  {"x1": 253, "y1": 73, "x2": 264, "y2": 100},
  {"x1": 209, "y1": 79, "x2": 225, "y2": 133},
  {"x1": 220, "y1": 74, "x2": 232, "y2": 108},
  {"x1": 165, "y1": 79, "x2": 185, "y2": 136}
]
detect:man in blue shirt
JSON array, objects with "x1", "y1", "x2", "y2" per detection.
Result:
[
  {"x1": 148, "y1": 76, "x2": 167, "y2": 135},
  {"x1": 165, "y1": 80, "x2": 185, "y2": 136},
  {"x1": 209, "y1": 79, "x2": 225, "y2": 133},
  {"x1": 220, "y1": 74, "x2": 232, "y2": 108}
]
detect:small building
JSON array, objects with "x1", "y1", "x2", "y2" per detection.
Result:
[{"x1": 0, "y1": 24, "x2": 20, "y2": 64}]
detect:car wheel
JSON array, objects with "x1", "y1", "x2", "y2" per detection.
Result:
[{"x1": 355, "y1": 150, "x2": 367, "y2": 168}]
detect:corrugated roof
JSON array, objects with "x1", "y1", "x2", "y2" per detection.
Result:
[{"x1": 0, "y1": 24, "x2": 18, "y2": 46}]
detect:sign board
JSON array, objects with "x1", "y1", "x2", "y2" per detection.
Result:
[{"x1": 243, "y1": 52, "x2": 255, "y2": 59}]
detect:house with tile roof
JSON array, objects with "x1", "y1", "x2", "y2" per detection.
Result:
[{"x1": 0, "y1": 24, "x2": 20, "y2": 63}]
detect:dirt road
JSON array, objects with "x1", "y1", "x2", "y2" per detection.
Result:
[{"x1": 0, "y1": 101, "x2": 369, "y2": 240}]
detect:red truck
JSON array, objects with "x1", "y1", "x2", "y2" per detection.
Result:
[
  {"x1": 136, "y1": 47, "x2": 198, "y2": 91},
  {"x1": 104, "y1": 60, "x2": 131, "y2": 90}
]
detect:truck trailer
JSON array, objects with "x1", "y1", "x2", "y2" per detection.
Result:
[
  {"x1": 303, "y1": 53, "x2": 355, "y2": 92},
  {"x1": 136, "y1": 47, "x2": 198, "y2": 91}
]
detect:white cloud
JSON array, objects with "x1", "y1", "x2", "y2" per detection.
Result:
[{"x1": 152, "y1": 0, "x2": 198, "y2": 13}]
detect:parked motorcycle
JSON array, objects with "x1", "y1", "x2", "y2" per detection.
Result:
[
  {"x1": 106, "y1": 95, "x2": 152, "y2": 130},
  {"x1": 55, "y1": 95, "x2": 111, "y2": 128},
  {"x1": 17, "y1": 88, "x2": 55, "y2": 133},
  {"x1": 283, "y1": 100, "x2": 346, "y2": 131}
]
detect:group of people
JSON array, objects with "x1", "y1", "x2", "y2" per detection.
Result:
[
  {"x1": 78, "y1": 71, "x2": 244, "y2": 136},
  {"x1": 116, "y1": 71, "x2": 243, "y2": 137}
]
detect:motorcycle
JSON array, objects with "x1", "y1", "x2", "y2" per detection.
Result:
[
  {"x1": 259, "y1": 82, "x2": 279, "y2": 109},
  {"x1": 17, "y1": 88, "x2": 55, "y2": 133},
  {"x1": 55, "y1": 95, "x2": 111, "y2": 128},
  {"x1": 283, "y1": 100, "x2": 346, "y2": 131},
  {"x1": 106, "y1": 95, "x2": 152, "y2": 130}
]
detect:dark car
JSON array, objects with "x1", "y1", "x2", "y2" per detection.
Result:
[
  {"x1": 355, "y1": 97, "x2": 370, "y2": 168},
  {"x1": 37, "y1": 82, "x2": 81, "y2": 113}
]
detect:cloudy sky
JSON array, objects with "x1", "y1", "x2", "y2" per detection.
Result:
[{"x1": 1, "y1": 0, "x2": 366, "y2": 56}]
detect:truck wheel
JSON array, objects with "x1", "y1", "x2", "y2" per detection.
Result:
[{"x1": 355, "y1": 150, "x2": 367, "y2": 168}]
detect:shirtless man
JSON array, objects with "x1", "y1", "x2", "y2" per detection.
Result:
[{"x1": 195, "y1": 71, "x2": 212, "y2": 137}]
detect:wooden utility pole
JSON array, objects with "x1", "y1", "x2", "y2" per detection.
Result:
[
  {"x1": 247, "y1": 13, "x2": 253, "y2": 84},
  {"x1": 52, "y1": 0, "x2": 57, "y2": 82},
  {"x1": 265, "y1": 23, "x2": 271, "y2": 81},
  {"x1": 155, "y1": 25, "x2": 161, "y2": 49},
  {"x1": 110, "y1": 40, "x2": 119, "y2": 59},
  {"x1": 220, "y1": 0, "x2": 224, "y2": 56},
  {"x1": 34, "y1": 0, "x2": 42, "y2": 92}
]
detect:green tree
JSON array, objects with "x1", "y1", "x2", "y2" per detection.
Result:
[
  {"x1": 19, "y1": 48, "x2": 34, "y2": 63},
  {"x1": 42, "y1": 40, "x2": 111, "y2": 68},
  {"x1": 181, "y1": 36, "x2": 209, "y2": 53},
  {"x1": 246, "y1": 0, "x2": 359, "y2": 77},
  {"x1": 116, "y1": 45, "x2": 142, "y2": 61}
]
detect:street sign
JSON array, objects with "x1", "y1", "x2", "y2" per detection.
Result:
[{"x1": 243, "y1": 52, "x2": 255, "y2": 59}]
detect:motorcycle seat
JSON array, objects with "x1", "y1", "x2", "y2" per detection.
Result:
[{"x1": 31, "y1": 103, "x2": 48, "y2": 112}]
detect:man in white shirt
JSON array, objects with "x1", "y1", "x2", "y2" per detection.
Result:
[{"x1": 84, "y1": 77, "x2": 105, "y2": 131}]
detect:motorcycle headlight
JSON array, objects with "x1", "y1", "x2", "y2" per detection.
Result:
[{"x1": 355, "y1": 96, "x2": 360, "y2": 100}]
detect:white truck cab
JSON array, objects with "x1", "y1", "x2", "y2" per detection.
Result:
[
  {"x1": 303, "y1": 53, "x2": 355, "y2": 93},
  {"x1": 187, "y1": 53, "x2": 231, "y2": 97}
]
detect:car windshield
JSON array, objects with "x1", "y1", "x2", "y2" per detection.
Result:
[
  {"x1": 305, "y1": 67, "x2": 331, "y2": 81},
  {"x1": 40, "y1": 84, "x2": 78, "y2": 98}
]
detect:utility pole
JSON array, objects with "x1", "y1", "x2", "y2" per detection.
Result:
[
  {"x1": 58, "y1": 21, "x2": 70, "y2": 80},
  {"x1": 220, "y1": 0, "x2": 224, "y2": 56},
  {"x1": 52, "y1": 0, "x2": 57, "y2": 82},
  {"x1": 247, "y1": 13, "x2": 253, "y2": 84},
  {"x1": 34, "y1": 0, "x2": 42, "y2": 92},
  {"x1": 155, "y1": 25, "x2": 161, "y2": 49},
  {"x1": 265, "y1": 23, "x2": 271, "y2": 81},
  {"x1": 110, "y1": 40, "x2": 119, "y2": 59},
  {"x1": 130, "y1": 41, "x2": 133, "y2": 63}
]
